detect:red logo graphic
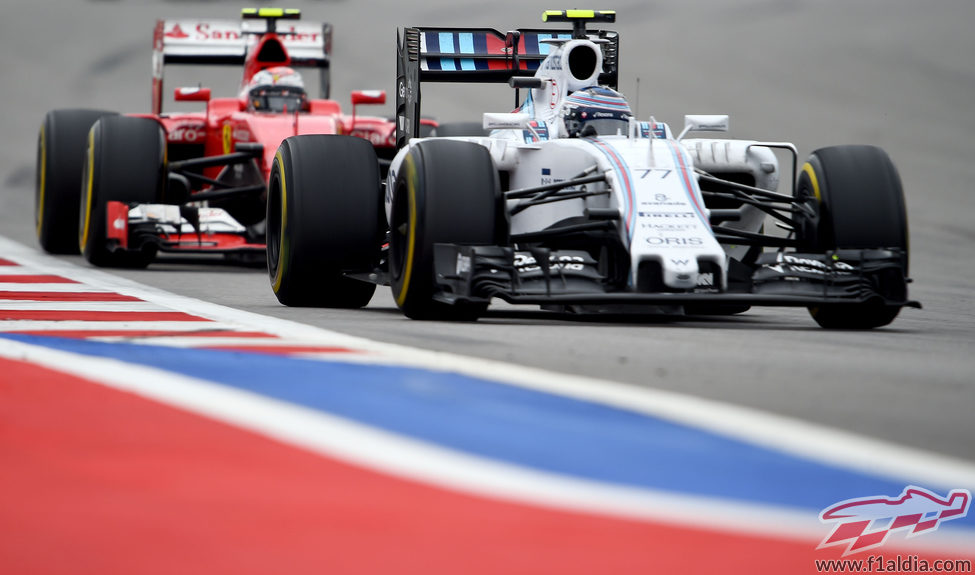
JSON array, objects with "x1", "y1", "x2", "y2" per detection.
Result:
[
  {"x1": 165, "y1": 24, "x2": 189, "y2": 39},
  {"x1": 818, "y1": 486, "x2": 971, "y2": 556}
]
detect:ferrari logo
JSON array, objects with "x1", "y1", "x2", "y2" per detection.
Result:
[{"x1": 222, "y1": 124, "x2": 233, "y2": 154}]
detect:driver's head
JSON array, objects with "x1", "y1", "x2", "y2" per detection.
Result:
[
  {"x1": 560, "y1": 86, "x2": 632, "y2": 138},
  {"x1": 243, "y1": 66, "x2": 307, "y2": 113}
]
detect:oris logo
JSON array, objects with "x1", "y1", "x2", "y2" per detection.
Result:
[{"x1": 646, "y1": 237, "x2": 704, "y2": 246}]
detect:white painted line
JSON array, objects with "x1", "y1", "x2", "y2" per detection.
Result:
[
  {"x1": 0, "y1": 283, "x2": 113, "y2": 292},
  {"x1": 0, "y1": 267, "x2": 69, "y2": 276},
  {"x1": 84, "y1": 336, "x2": 285, "y2": 346},
  {"x1": 0, "y1": 301, "x2": 173, "y2": 311}
]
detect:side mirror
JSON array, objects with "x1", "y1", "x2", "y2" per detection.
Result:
[
  {"x1": 351, "y1": 90, "x2": 386, "y2": 106},
  {"x1": 509, "y1": 77, "x2": 544, "y2": 89},
  {"x1": 174, "y1": 87, "x2": 212, "y2": 102},
  {"x1": 677, "y1": 114, "x2": 729, "y2": 140},
  {"x1": 350, "y1": 90, "x2": 386, "y2": 127}
]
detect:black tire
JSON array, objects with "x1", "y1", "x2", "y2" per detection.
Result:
[
  {"x1": 36, "y1": 109, "x2": 117, "y2": 254},
  {"x1": 268, "y1": 135, "x2": 382, "y2": 307},
  {"x1": 795, "y1": 145, "x2": 908, "y2": 329},
  {"x1": 431, "y1": 122, "x2": 487, "y2": 137},
  {"x1": 389, "y1": 140, "x2": 500, "y2": 320},
  {"x1": 80, "y1": 116, "x2": 165, "y2": 268}
]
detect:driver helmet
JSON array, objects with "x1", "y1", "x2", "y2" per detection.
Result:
[
  {"x1": 560, "y1": 86, "x2": 633, "y2": 138},
  {"x1": 243, "y1": 66, "x2": 307, "y2": 113}
]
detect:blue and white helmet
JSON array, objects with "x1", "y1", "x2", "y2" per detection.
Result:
[{"x1": 559, "y1": 86, "x2": 632, "y2": 138}]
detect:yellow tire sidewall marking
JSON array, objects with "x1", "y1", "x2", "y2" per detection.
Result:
[
  {"x1": 79, "y1": 129, "x2": 96, "y2": 253},
  {"x1": 272, "y1": 150, "x2": 288, "y2": 293},
  {"x1": 36, "y1": 124, "x2": 46, "y2": 238},
  {"x1": 395, "y1": 153, "x2": 418, "y2": 307},
  {"x1": 802, "y1": 161, "x2": 823, "y2": 318},
  {"x1": 801, "y1": 162, "x2": 822, "y2": 203}
]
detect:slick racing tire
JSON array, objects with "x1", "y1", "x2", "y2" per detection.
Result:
[
  {"x1": 431, "y1": 122, "x2": 488, "y2": 137},
  {"x1": 390, "y1": 139, "x2": 501, "y2": 320},
  {"x1": 36, "y1": 109, "x2": 117, "y2": 254},
  {"x1": 80, "y1": 116, "x2": 165, "y2": 268},
  {"x1": 268, "y1": 135, "x2": 382, "y2": 307},
  {"x1": 795, "y1": 145, "x2": 908, "y2": 329}
]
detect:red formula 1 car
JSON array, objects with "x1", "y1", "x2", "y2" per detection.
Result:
[{"x1": 36, "y1": 8, "x2": 413, "y2": 267}]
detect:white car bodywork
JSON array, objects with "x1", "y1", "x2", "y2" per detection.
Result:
[{"x1": 387, "y1": 35, "x2": 781, "y2": 293}]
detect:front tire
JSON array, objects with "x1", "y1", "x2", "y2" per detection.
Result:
[
  {"x1": 389, "y1": 140, "x2": 501, "y2": 320},
  {"x1": 268, "y1": 135, "x2": 382, "y2": 307},
  {"x1": 36, "y1": 109, "x2": 117, "y2": 254},
  {"x1": 80, "y1": 116, "x2": 165, "y2": 268},
  {"x1": 796, "y1": 145, "x2": 908, "y2": 329}
]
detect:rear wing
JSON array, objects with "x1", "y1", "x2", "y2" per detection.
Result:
[
  {"x1": 395, "y1": 23, "x2": 619, "y2": 147},
  {"x1": 151, "y1": 9, "x2": 332, "y2": 114}
]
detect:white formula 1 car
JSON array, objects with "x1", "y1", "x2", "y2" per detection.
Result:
[{"x1": 267, "y1": 10, "x2": 918, "y2": 329}]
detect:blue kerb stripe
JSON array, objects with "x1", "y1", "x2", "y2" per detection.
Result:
[
  {"x1": 9, "y1": 332, "x2": 971, "y2": 526},
  {"x1": 438, "y1": 32, "x2": 456, "y2": 71}
]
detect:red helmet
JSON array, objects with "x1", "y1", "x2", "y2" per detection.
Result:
[{"x1": 242, "y1": 66, "x2": 308, "y2": 113}]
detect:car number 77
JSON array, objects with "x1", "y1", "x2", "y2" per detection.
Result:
[{"x1": 638, "y1": 168, "x2": 672, "y2": 179}]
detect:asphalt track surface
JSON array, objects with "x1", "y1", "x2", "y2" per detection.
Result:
[{"x1": 1, "y1": 0, "x2": 974, "y2": 565}]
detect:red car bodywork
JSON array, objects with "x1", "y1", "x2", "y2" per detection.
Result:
[{"x1": 108, "y1": 9, "x2": 410, "y2": 259}]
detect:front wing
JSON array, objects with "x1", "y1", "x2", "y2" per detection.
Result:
[
  {"x1": 430, "y1": 244, "x2": 920, "y2": 309},
  {"x1": 106, "y1": 202, "x2": 264, "y2": 256}
]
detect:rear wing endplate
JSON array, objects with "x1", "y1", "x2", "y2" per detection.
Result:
[
  {"x1": 395, "y1": 25, "x2": 619, "y2": 147},
  {"x1": 151, "y1": 15, "x2": 332, "y2": 114}
]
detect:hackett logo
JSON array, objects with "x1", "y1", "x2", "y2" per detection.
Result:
[{"x1": 818, "y1": 486, "x2": 971, "y2": 556}]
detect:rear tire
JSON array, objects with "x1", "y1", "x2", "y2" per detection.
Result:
[
  {"x1": 796, "y1": 145, "x2": 908, "y2": 329},
  {"x1": 268, "y1": 135, "x2": 382, "y2": 307},
  {"x1": 389, "y1": 140, "x2": 500, "y2": 320},
  {"x1": 36, "y1": 109, "x2": 117, "y2": 254},
  {"x1": 80, "y1": 116, "x2": 164, "y2": 268}
]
